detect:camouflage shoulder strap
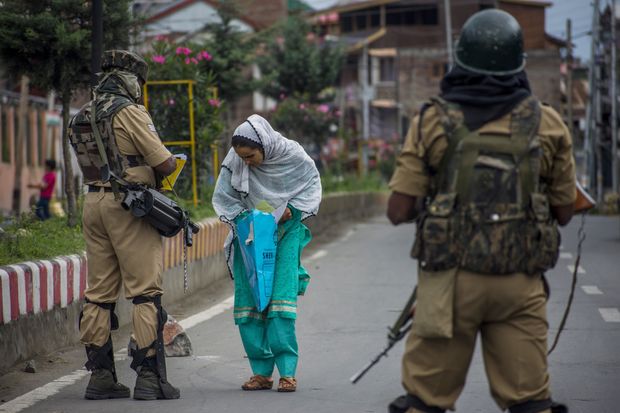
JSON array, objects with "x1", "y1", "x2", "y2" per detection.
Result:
[
  {"x1": 508, "y1": 96, "x2": 542, "y2": 198},
  {"x1": 429, "y1": 97, "x2": 470, "y2": 194},
  {"x1": 89, "y1": 102, "x2": 128, "y2": 197},
  {"x1": 89, "y1": 102, "x2": 112, "y2": 183}
]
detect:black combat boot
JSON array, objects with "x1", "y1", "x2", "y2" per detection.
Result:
[
  {"x1": 84, "y1": 342, "x2": 130, "y2": 400},
  {"x1": 133, "y1": 357, "x2": 180, "y2": 400},
  {"x1": 85, "y1": 368, "x2": 131, "y2": 400}
]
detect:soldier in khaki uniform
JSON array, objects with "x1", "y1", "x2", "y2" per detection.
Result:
[
  {"x1": 69, "y1": 50, "x2": 179, "y2": 400},
  {"x1": 387, "y1": 10, "x2": 574, "y2": 413}
]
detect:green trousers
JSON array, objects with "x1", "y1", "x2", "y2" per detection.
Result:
[{"x1": 238, "y1": 317, "x2": 298, "y2": 378}]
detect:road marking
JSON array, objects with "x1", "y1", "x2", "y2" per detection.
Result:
[
  {"x1": 0, "y1": 294, "x2": 236, "y2": 412},
  {"x1": 0, "y1": 369, "x2": 89, "y2": 413},
  {"x1": 339, "y1": 229, "x2": 355, "y2": 243},
  {"x1": 599, "y1": 308, "x2": 620, "y2": 323},
  {"x1": 559, "y1": 252, "x2": 573, "y2": 260},
  {"x1": 195, "y1": 355, "x2": 221, "y2": 361},
  {"x1": 567, "y1": 264, "x2": 586, "y2": 274},
  {"x1": 179, "y1": 295, "x2": 234, "y2": 330},
  {"x1": 581, "y1": 285, "x2": 603, "y2": 295},
  {"x1": 304, "y1": 249, "x2": 327, "y2": 263}
]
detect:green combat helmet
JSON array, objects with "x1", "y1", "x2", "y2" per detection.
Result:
[
  {"x1": 454, "y1": 9, "x2": 525, "y2": 76},
  {"x1": 101, "y1": 50, "x2": 149, "y2": 83}
]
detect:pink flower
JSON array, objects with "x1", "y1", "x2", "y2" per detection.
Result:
[
  {"x1": 299, "y1": 103, "x2": 306, "y2": 110},
  {"x1": 208, "y1": 98, "x2": 221, "y2": 107},
  {"x1": 200, "y1": 51, "x2": 212, "y2": 61},
  {"x1": 168, "y1": 99, "x2": 175, "y2": 106},
  {"x1": 185, "y1": 57, "x2": 191, "y2": 64},
  {"x1": 317, "y1": 104, "x2": 329, "y2": 113},
  {"x1": 176, "y1": 47, "x2": 192, "y2": 56},
  {"x1": 155, "y1": 35, "x2": 166, "y2": 42},
  {"x1": 191, "y1": 57, "x2": 199, "y2": 64},
  {"x1": 151, "y1": 55, "x2": 166, "y2": 64}
]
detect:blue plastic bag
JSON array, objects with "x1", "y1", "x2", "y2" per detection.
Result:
[{"x1": 236, "y1": 210, "x2": 279, "y2": 312}]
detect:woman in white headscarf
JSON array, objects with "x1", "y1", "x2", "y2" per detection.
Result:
[{"x1": 212, "y1": 114, "x2": 321, "y2": 392}]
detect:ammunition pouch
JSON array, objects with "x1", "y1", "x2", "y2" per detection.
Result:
[
  {"x1": 414, "y1": 192, "x2": 560, "y2": 276},
  {"x1": 412, "y1": 193, "x2": 461, "y2": 272},
  {"x1": 120, "y1": 185, "x2": 199, "y2": 244},
  {"x1": 524, "y1": 193, "x2": 560, "y2": 275}
]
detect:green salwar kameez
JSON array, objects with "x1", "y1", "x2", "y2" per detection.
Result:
[{"x1": 232, "y1": 206, "x2": 312, "y2": 378}]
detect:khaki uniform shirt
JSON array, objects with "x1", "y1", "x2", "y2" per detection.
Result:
[
  {"x1": 389, "y1": 102, "x2": 577, "y2": 206},
  {"x1": 113, "y1": 104, "x2": 172, "y2": 188}
]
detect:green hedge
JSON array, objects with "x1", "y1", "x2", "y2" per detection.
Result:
[{"x1": 0, "y1": 178, "x2": 387, "y2": 266}]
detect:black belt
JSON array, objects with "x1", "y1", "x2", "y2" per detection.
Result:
[{"x1": 88, "y1": 186, "x2": 113, "y2": 193}]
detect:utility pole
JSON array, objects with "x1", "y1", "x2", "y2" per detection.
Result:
[
  {"x1": 595, "y1": 5, "x2": 604, "y2": 204},
  {"x1": 566, "y1": 19, "x2": 574, "y2": 139},
  {"x1": 360, "y1": 44, "x2": 370, "y2": 175},
  {"x1": 611, "y1": 0, "x2": 618, "y2": 195},
  {"x1": 444, "y1": 0, "x2": 453, "y2": 68},
  {"x1": 584, "y1": 0, "x2": 600, "y2": 193},
  {"x1": 91, "y1": 0, "x2": 103, "y2": 87}
]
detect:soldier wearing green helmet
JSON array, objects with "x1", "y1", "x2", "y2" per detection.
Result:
[
  {"x1": 387, "y1": 9, "x2": 573, "y2": 413},
  {"x1": 69, "y1": 50, "x2": 180, "y2": 401}
]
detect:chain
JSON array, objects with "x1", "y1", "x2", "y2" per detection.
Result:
[
  {"x1": 183, "y1": 227, "x2": 189, "y2": 293},
  {"x1": 548, "y1": 213, "x2": 587, "y2": 355}
]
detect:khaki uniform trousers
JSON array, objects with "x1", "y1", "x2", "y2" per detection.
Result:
[
  {"x1": 402, "y1": 270, "x2": 551, "y2": 412},
  {"x1": 79, "y1": 190, "x2": 163, "y2": 355}
]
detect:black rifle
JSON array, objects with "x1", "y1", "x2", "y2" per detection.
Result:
[{"x1": 350, "y1": 286, "x2": 417, "y2": 384}]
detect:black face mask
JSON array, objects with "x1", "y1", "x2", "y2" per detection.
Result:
[{"x1": 439, "y1": 65, "x2": 532, "y2": 131}]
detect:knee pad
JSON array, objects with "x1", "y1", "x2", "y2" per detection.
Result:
[{"x1": 79, "y1": 298, "x2": 119, "y2": 331}]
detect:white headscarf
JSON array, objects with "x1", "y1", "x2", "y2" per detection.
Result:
[{"x1": 212, "y1": 114, "x2": 322, "y2": 223}]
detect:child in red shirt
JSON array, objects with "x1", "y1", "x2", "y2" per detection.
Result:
[{"x1": 28, "y1": 159, "x2": 57, "y2": 220}]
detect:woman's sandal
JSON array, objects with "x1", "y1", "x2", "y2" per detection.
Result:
[
  {"x1": 241, "y1": 375, "x2": 273, "y2": 391},
  {"x1": 277, "y1": 377, "x2": 297, "y2": 392}
]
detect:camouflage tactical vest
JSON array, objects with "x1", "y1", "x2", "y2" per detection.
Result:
[
  {"x1": 69, "y1": 93, "x2": 147, "y2": 184},
  {"x1": 412, "y1": 96, "x2": 560, "y2": 275}
]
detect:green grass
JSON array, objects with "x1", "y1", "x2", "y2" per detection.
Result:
[
  {"x1": 321, "y1": 171, "x2": 388, "y2": 193},
  {"x1": 0, "y1": 215, "x2": 86, "y2": 266},
  {"x1": 0, "y1": 177, "x2": 386, "y2": 266}
]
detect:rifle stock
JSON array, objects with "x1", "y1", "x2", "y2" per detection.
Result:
[{"x1": 350, "y1": 286, "x2": 417, "y2": 384}]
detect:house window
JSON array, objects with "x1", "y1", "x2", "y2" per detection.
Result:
[
  {"x1": 370, "y1": 7, "x2": 380, "y2": 27},
  {"x1": 341, "y1": 14, "x2": 353, "y2": 32},
  {"x1": 356, "y1": 13, "x2": 367, "y2": 30},
  {"x1": 386, "y1": 4, "x2": 438, "y2": 26},
  {"x1": 380, "y1": 57, "x2": 396, "y2": 82}
]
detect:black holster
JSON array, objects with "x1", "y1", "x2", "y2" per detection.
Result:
[{"x1": 120, "y1": 185, "x2": 199, "y2": 245}]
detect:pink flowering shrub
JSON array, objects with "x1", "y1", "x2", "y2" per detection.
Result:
[{"x1": 145, "y1": 37, "x2": 224, "y2": 196}]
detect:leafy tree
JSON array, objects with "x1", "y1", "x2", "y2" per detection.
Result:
[
  {"x1": 0, "y1": 0, "x2": 133, "y2": 226},
  {"x1": 202, "y1": 2, "x2": 257, "y2": 105},
  {"x1": 257, "y1": 16, "x2": 345, "y2": 103}
]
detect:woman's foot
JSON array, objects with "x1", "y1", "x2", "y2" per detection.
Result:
[
  {"x1": 277, "y1": 377, "x2": 297, "y2": 392},
  {"x1": 241, "y1": 375, "x2": 273, "y2": 391}
]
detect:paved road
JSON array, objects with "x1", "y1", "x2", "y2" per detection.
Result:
[{"x1": 1, "y1": 214, "x2": 619, "y2": 413}]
